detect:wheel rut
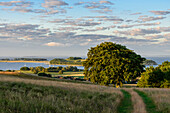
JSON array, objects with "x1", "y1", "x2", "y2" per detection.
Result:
[{"x1": 124, "y1": 88, "x2": 147, "y2": 113}]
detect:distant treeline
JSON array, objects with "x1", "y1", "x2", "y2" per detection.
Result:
[
  {"x1": 0, "y1": 58, "x2": 47, "y2": 61},
  {"x1": 20, "y1": 66, "x2": 83, "y2": 73},
  {"x1": 50, "y1": 57, "x2": 83, "y2": 65},
  {"x1": 143, "y1": 59, "x2": 157, "y2": 65}
]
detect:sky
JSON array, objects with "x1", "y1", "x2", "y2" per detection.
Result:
[{"x1": 0, "y1": 0, "x2": 170, "y2": 57}]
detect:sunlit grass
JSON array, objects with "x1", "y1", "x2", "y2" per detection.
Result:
[
  {"x1": 137, "y1": 88, "x2": 170, "y2": 113},
  {"x1": 0, "y1": 81, "x2": 121, "y2": 113}
]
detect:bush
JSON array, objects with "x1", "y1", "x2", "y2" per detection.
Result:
[
  {"x1": 20, "y1": 67, "x2": 30, "y2": 71},
  {"x1": 33, "y1": 69, "x2": 39, "y2": 74},
  {"x1": 137, "y1": 61, "x2": 170, "y2": 88},
  {"x1": 58, "y1": 70, "x2": 63, "y2": 74},
  {"x1": 6, "y1": 70, "x2": 11, "y2": 72},
  {"x1": 38, "y1": 72, "x2": 52, "y2": 77}
]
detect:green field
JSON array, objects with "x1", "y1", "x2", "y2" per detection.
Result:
[{"x1": 20, "y1": 70, "x2": 84, "y2": 78}]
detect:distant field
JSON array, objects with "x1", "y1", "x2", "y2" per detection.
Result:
[{"x1": 20, "y1": 70, "x2": 84, "y2": 78}]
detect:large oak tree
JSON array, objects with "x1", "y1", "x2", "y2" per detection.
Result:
[{"x1": 83, "y1": 42, "x2": 145, "y2": 87}]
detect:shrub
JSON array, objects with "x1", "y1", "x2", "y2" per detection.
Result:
[
  {"x1": 20, "y1": 67, "x2": 30, "y2": 71},
  {"x1": 58, "y1": 70, "x2": 63, "y2": 74},
  {"x1": 137, "y1": 61, "x2": 170, "y2": 88},
  {"x1": 38, "y1": 72, "x2": 52, "y2": 77},
  {"x1": 33, "y1": 69, "x2": 39, "y2": 74},
  {"x1": 6, "y1": 70, "x2": 11, "y2": 72}
]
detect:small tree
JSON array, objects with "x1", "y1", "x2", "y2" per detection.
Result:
[
  {"x1": 59, "y1": 70, "x2": 63, "y2": 74},
  {"x1": 137, "y1": 61, "x2": 170, "y2": 88},
  {"x1": 20, "y1": 67, "x2": 30, "y2": 71},
  {"x1": 83, "y1": 42, "x2": 145, "y2": 87}
]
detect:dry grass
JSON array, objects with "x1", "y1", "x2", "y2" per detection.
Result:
[
  {"x1": 0, "y1": 75, "x2": 121, "y2": 94},
  {"x1": 62, "y1": 74, "x2": 84, "y2": 77},
  {"x1": 137, "y1": 88, "x2": 170, "y2": 113},
  {"x1": 0, "y1": 75, "x2": 122, "y2": 112},
  {"x1": 124, "y1": 88, "x2": 146, "y2": 113}
]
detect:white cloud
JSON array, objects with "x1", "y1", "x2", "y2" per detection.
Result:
[
  {"x1": 42, "y1": 0, "x2": 68, "y2": 8},
  {"x1": 150, "y1": 11, "x2": 170, "y2": 15},
  {"x1": 138, "y1": 16, "x2": 166, "y2": 22},
  {"x1": 44, "y1": 42, "x2": 71, "y2": 47}
]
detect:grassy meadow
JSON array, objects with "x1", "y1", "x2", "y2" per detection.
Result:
[
  {"x1": 137, "y1": 88, "x2": 170, "y2": 113},
  {"x1": 0, "y1": 73, "x2": 170, "y2": 113},
  {"x1": 0, "y1": 81, "x2": 121, "y2": 113}
]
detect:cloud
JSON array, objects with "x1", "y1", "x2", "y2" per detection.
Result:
[
  {"x1": 0, "y1": 0, "x2": 68, "y2": 15},
  {"x1": 42, "y1": 0, "x2": 68, "y2": 8},
  {"x1": 0, "y1": 1, "x2": 33, "y2": 7},
  {"x1": 64, "y1": 21, "x2": 101, "y2": 27},
  {"x1": 99, "y1": 1, "x2": 114, "y2": 5},
  {"x1": 114, "y1": 28, "x2": 161, "y2": 36},
  {"x1": 115, "y1": 27, "x2": 170, "y2": 37},
  {"x1": 74, "y1": 1, "x2": 113, "y2": 14},
  {"x1": 44, "y1": 42, "x2": 70, "y2": 47},
  {"x1": 101, "y1": 18, "x2": 124, "y2": 22},
  {"x1": 138, "y1": 16, "x2": 166, "y2": 22},
  {"x1": 74, "y1": 2, "x2": 86, "y2": 6},
  {"x1": 145, "y1": 34, "x2": 165, "y2": 40},
  {"x1": 150, "y1": 11, "x2": 170, "y2": 15},
  {"x1": 83, "y1": 26, "x2": 115, "y2": 32},
  {"x1": 71, "y1": 34, "x2": 158, "y2": 46},
  {"x1": 56, "y1": 27, "x2": 82, "y2": 31},
  {"x1": 92, "y1": 8, "x2": 112, "y2": 14},
  {"x1": 117, "y1": 22, "x2": 161, "y2": 29},
  {"x1": 0, "y1": 23, "x2": 50, "y2": 40},
  {"x1": 48, "y1": 19, "x2": 66, "y2": 23},
  {"x1": 130, "y1": 12, "x2": 142, "y2": 15}
]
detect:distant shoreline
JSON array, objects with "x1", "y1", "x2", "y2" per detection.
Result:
[
  {"x1": 0, "y1": 60, "x2": 49, "y2": 64},
  {"x1": 0, "y1": 60, "x2": 83, "y2": 66}
]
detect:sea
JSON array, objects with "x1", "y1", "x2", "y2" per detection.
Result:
[
  {"x1": 0, "y1": 56, "x2": 169, "y2": 71},
  {"x1": 0, "y1": 62, "x2": 84, "y2": 71}
]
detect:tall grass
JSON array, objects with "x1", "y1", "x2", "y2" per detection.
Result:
[
  {"x1": 137, "y1": 88, "x2": 170, "y2": 113},
  {"x1": 0, "y1": 81, "x2": 121, "y2": 113}
]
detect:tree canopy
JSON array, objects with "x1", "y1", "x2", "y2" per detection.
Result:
[
  {"x1": 83, "y1": 42, "x2": 145, "y2": 87},
  {"x1": 137, "y1": 61, "x2": 170, "y2": 88}
]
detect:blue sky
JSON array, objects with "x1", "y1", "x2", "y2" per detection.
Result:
[{"x1": 0, "y1": 0, "x2": 170, "y2": 57}]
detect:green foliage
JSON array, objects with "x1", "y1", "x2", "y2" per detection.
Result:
[
  {"x1": 50, "y1": 58, "x2": 82, "y2": 65},
  {"x1": 137, "y1": 61, "x2": 170, "y2": 88},
  {"x1": 0, "y1": 58, "x2": 10, "y2": 61},
  {"x1": 36, "y1": 66, "x2": 45, "y2": 72},
  {"x1": 143, "y1": 59, "x2": 157, "y2": 65},
  {"x1": 58, "y1": 70, "x2": 63, "y2": 74},
  {"x1": 33, "y1": 69, "x2": 39, "y2": 74},
  {"x1": 38, "y1": 72, "x2": 52, "y2": 77},
  {"x1": 83, "y1": 42, "x2": 145, "y2": 87},
  {"x1": 13, "y1": 58, "x2": 47, "y2": 61},
  {"x1": 68, "y1": 57, "x2": 82, "y2": 60},
  {"x1": 20, "y1": 67, "x2": 30, "y2": 71},
  {"x1": 46, "y1": 66, "x2": 79, "y2": 72}
]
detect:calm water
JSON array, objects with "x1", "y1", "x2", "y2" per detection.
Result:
[
  {"x1": 0, "y1": 57, "x2": 169, "y2": 71},
  {"x1": 0, "y1": 62, "x2": 84, "y2": 71}
]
